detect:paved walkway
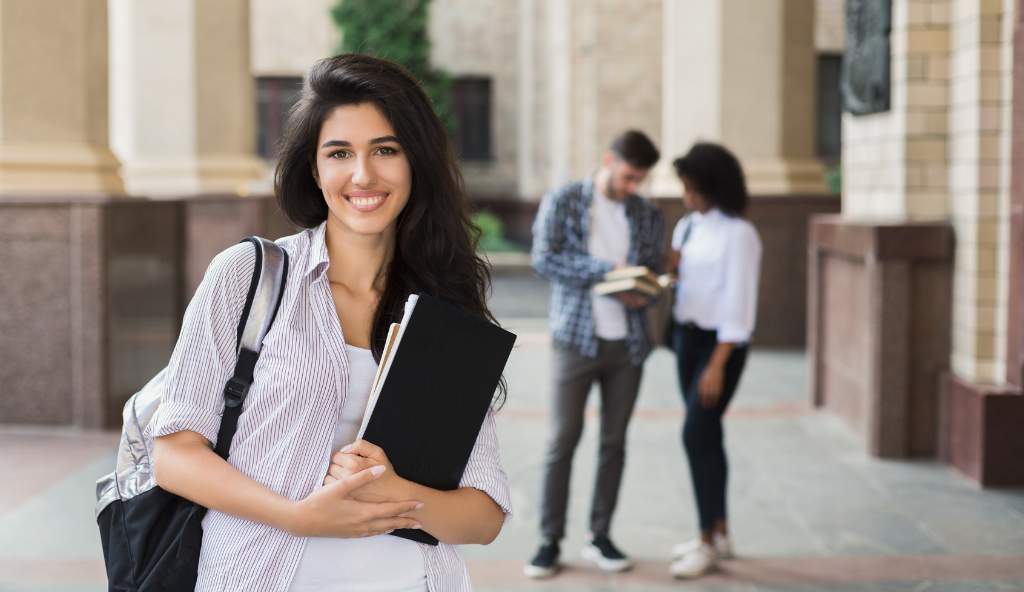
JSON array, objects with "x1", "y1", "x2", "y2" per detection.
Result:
[{"x1": 2, "y1": 272, "x2": 1023, "y2": 591}]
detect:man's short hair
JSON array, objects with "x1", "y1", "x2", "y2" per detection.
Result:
[{"x1": 609, "y1": 130, "x2": 660, "y2": 169}]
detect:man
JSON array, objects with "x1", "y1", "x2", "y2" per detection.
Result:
[{"x1": 526, "y1": 130, "x2": 665, "y2": 578}]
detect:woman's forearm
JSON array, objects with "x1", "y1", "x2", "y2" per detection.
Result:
[
  {"x1": 708, "y1": 341, "x2": 735, "y2": 370},
  {"x1": 398, "y1": 481, "x2": 504, "y2": 545},
  {"x1": 153, "y1": 432, "x2": 298, "y2": 533}
]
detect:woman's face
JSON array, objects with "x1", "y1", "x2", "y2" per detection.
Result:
[
  {"x1": 315, "y1": 102, "x2": 412, "y2": 240},
  {"x1": 680, "y1": 175, "x2": 709, "y2": 213}
]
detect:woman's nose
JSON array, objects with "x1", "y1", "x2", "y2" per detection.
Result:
[{"x1": 351, "y1": 156, "x2": 375, "y2": 186}]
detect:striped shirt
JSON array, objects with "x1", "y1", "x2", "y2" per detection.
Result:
[
  {"x1": 530, "y1": 179, "x2": 665, "y2": 365},
  {"x1": 152, "y1": 222, "x2": 512, "y2": 592}
]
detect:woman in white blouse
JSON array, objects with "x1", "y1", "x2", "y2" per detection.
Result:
[
  {"x1": 151, "y1": 54, "x2": 510, "y2": 592},
  {"x1": 665, "y1": 143, "x2": 762, "y2": 579}
]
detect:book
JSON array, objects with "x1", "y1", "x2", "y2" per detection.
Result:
[
  {"x1": 593, "y1": 277, "x2": 662, "y2": 299},
  {"x1": 592, "y1": 267, "x2": 675, "y2": 300},
  {"x1": 603, "y1": 265, "x2": 660, "y2": 283},
  {"x1": 356, "y1": 293, "x2": 517, "y2": 545}
]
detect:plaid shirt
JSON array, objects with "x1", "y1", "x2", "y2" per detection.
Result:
[{"x1": 531, "y1": 179, "x2": 665, "y2": 365}]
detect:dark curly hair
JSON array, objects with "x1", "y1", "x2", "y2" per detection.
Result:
[
  {"x1": 672, "y1": 142, "x2": 749, "y2": 216},
  {"x1": 274, "y1": 53, "x2": 505, "y2": 404}
]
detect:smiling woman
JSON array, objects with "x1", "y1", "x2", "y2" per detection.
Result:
[
  {"x1": 314, "y1": 105, "x2": 411, "y2": 239},
  {"x1": 150, "y1": 54, "x2": 511, "y2": 592}
]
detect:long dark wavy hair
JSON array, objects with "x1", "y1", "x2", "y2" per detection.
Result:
[{"x1": 275, "y1": 54, "x2": 505, "y2": 405}]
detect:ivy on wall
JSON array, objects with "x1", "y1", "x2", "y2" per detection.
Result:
[{"x1": 331, "y1": 0, "x2": 452, "y2": 131}]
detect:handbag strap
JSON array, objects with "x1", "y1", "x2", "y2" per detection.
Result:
[{"x1": 214, "y1": 237, "x2": 289, "y2": 460}]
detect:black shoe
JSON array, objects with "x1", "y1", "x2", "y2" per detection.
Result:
[
  {"x1": 523, "y1": 541, "x2": 561, "y2": 579},
  {"x1": 581, "y1": 535, "x2": 633, "y2": 572}
]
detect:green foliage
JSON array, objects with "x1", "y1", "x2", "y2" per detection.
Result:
[
  {"x1": 471, "y1": 211, "x2": 517, "y2": 253},
  {"x1": 825, "y1": 163, "x2": 842, "y2": 195},
  {"x1": 331, "y1": 0, "x2": 452, "y2": 130}
]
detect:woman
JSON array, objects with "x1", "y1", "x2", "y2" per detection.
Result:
[
  {"x1": 666, "y1": 142, "x2": 761, "y2": 579},
  {"x1": 152, "y1": 54, "x2": 510, "y2": 592}
]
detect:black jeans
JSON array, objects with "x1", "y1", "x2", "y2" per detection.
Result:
[{"x1": 671, "y1": 322, "x2": 748, "y2": 533}]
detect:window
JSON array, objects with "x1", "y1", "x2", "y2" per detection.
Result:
[
  {"x1": 256, "y1": 77, "x2": 303, "y2": 160},
  {"x1": 451, "y1": 76, "x2": 493, "y2": 162},
  {"x1": 817, "y1": 53, "x2": 843, "y2": 162}
]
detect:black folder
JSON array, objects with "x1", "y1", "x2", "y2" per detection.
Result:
[{"x1": 359, "y1": 293, "x2": 516, "y2": 545}]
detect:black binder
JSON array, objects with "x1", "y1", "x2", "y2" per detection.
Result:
[{"x1": 359, "y1": 293, "x2": 516, "y2": 545}]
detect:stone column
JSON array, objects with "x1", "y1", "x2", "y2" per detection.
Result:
[
  {"x1": 0, "y1": 0, "x2": 124, "y2": 194},
  {"x1": 109, "y1": 0, "x2": 264, "y2": 196},
  {"x1": 653, "y1": 0, "x2": 825, "y2": 196},
  {"x1": 518, "y1": 0, "x2": 662, "y2": 198}
]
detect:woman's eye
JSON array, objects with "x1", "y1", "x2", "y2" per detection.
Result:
[
  {"x1": 329, "y1": 150, "x2": 351, "y2": 160},
  {"x1": 375, "y1": 146, "x2": 399, "y2": 156}
]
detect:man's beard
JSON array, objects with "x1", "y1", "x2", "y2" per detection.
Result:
[{"x1": 605, "y1": 176, "x2": 621, "y2": 200}]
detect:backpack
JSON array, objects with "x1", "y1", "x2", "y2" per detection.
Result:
[{"x1": 94, "y1": 236, "x2": 288, "y2": 591}]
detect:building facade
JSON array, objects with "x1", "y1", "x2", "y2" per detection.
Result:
[{"x1": 0, "y1": 0, "x2": 1018, "y2": 487}]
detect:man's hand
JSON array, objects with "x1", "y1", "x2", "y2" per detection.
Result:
[{"x1": 615, "y1": 292, "x2": 650, "y2": 309}]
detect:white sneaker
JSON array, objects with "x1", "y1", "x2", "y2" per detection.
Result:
[
  {"x1": 580, "y1": 537, "x2": 633, "y2": 572},
  {"x1": 671, "y1": 534, "x2": 733, "y2": 560},
  {"x1": 669, "y1": 542, "x2": 717, "y2": 579}
]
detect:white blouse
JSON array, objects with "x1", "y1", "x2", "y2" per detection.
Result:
[
  {"x1": 289, "y1": 344, "x2": 427, "y2": 592},
  {"x1": 671, "y1": 208, "x2": 762, "y2": 343}
]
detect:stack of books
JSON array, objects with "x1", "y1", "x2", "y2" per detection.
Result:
[{"x1": 592, "y1": 266, "x2": 674, "y2": 300}]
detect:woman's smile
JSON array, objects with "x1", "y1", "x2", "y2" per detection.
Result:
[{"x1": 345, "y1": 190, "x2": 389, "y2": 212}]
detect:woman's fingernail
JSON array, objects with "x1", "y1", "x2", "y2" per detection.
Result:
[
  {"x1": 340, "y1": 444, "x2": 353, "y2": 453},
  {"x1": 370, "y1": 465, "x2": 385, "y2": 476},
  {"x1": 414, "y1": 502, "x2": 425, "y2": 510},
  {"x1": 385, "y1": 529, "x2": 394, "y2": 534},
  {"x1": 411, "y1": 524, "x2": 422, "y2": 529}
]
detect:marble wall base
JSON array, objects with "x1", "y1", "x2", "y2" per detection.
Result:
[
  {"x1": 940, "y1": 374, "x2": 1024, "y2": 487},
  {"x1": 0, "y1": 194, "x2": 293, "y2": 429},
  {"x1": 809, "y1": 216, "x2": 954, "y2": 458}
]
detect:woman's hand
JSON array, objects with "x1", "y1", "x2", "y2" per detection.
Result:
[
  {"x1": 324, "y1": 440, "x2": 410, "y2": 504},
  {"x1": 698, "y1": 363, "x2": 725, "y2": 408},
  {"x1": 289, "y1": 465, "x2": 423, "y2": 538}
]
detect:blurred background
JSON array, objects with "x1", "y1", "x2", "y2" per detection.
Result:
[{"x1": 1, "y1": 0, "x2": 1023, "y2": 590}]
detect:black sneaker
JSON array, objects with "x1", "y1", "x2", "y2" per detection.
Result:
[
  {"x1": 523, "y1": 541, "x2": 561, "y2": 579},
  {"x1": 581, "y1": 535, "x2": 633, "y2": 572}
]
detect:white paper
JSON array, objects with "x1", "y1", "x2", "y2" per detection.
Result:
[{"x1": 355, "y1": 294, "x2": 419, "y2": 439}]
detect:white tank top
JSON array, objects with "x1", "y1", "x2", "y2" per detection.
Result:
[{"x1": 289, "y1": 344, "x2": 427, "y2": 592}]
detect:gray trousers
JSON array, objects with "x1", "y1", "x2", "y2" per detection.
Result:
[{"x1": 540, "y1": 340, "x2": 643, "y2": 541}]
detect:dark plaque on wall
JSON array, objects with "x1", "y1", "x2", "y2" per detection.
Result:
[{"x1": 842, "y1": 0, "x2": 892, "y2": 115}]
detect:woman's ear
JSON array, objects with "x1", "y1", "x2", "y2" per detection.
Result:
[{"x1": 311, "y1": 162, "x2": 321, "y2": 189}]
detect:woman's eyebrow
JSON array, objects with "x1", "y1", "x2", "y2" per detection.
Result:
[{"x1": 319, "y1": 136, "x2": 399, "y2": 149}]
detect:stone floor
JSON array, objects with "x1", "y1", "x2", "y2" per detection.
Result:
[{"x1": 1, "y1": 271, "x2": 1023, "y2": 591}]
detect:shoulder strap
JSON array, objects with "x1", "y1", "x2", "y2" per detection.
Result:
[
  {"x1": 214, "y1": 237, "x2": 289, "y2": 459},
  {"x1": 679, "y1": 215, "x2": 695, "y2": 247}
]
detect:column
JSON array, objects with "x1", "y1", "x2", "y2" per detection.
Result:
[
  {"x1": 109, "y1": 0, "x2": 264, "y2": 196},
  {"x1": 653, "y1": 0, "x2": 825, "y2": 196},
  {"x1": 0, "y1": 0, "x2": 124, "y2": 194}
]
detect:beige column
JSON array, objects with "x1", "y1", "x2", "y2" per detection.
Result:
[
  {"x1": 518, "y1": 0, "x2": 661, "y2": 198},
  {"x1": 948, "y1": 0, "x2": 1015, "y2": 383},
  {"x1": 109, "y1": 0, "x2": 264, "y2": 196},
  {"x1": 653, "y1": 0, "x2": 825, "y2": 196},
  {"x1": 0, "y1": 0, "x2": 124, "y2": 194}
]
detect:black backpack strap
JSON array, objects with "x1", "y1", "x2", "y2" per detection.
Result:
[{"x1": 214, "y1": 237, "x2": 289, "y2": 459}]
